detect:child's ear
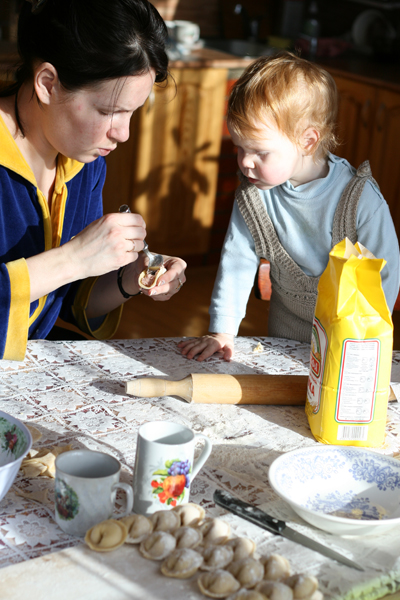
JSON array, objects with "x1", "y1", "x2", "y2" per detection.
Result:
[
  {"x1": 34, "y1": 62, "x2": 59, "y2": 106},
  {"x1": 300, "y1": 127, "x2": 320, "y2": 155}
]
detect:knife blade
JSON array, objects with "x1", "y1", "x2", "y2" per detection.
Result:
[{"x1": 213, "y1": 489, "x2": 364, "y2": 571}]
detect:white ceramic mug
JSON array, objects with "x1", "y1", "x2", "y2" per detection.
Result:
[
  {"x1": 133, "y1": 421, "x2": 212, "y2": 515},
  {"x1": 55, "y1": 450, "x2": 133, "y2": 537},
  {"x1": 173, "y1": 20, "x2": 200, "y2": 47}
]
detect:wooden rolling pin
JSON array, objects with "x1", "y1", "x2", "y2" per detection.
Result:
[{"x1": 125, "y1": 373, "x2": 309, "y2": 405}]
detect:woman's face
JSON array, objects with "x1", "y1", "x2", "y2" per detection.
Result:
[{"x1": 42, "y1": 70, "x2": 156, "y2": 162}]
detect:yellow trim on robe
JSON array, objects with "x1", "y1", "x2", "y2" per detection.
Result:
[
  {"x1": 0, "y1": 111, "x2": 88, "y2": 339},
  {"x1": 72, "y1": 277, "x2": 123, "y2": 340},
  {"x1": 4, "y1": 259, "x2": 30, "y2": 361}
]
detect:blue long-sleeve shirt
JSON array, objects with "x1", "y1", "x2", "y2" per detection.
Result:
[{"x1": 209, "y1": 154, "x2": 400, "y2": 336}]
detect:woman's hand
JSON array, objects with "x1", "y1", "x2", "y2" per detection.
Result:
[
  {"x1": 67, "y1": 211, "x2": 147, "y2": 279},
  {"x1": 178, "y1": 333, "x2": 234, "y2": 362},
  {"x1": 139, "y1": 255, "x2": 187, "y2": 301},
  {"x1": 26, "y1": 211, "x2": 147, "y2": 304}
]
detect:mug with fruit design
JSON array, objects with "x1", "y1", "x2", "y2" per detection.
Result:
[{"x1": 132, "y1": 421, "x2": 212, "y2": 515}]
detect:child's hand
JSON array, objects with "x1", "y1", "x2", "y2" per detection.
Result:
[{"x1": 178, "y1": 333, "x2": 234, "y2": 362}]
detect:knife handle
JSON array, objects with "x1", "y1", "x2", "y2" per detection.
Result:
[{"x1": 213, "y1": 489, "x2": 286, "y2": 534}]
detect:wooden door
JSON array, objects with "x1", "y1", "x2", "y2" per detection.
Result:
[
  {"x1": 368, "y1": 88, "x2": 400, "y2": 237},
  {"x1": 103, "y1": 68, "x2": 228, "y2": 258},
  {"x1": 333, "y1": 75, "x2": 376, "y2": 169}
]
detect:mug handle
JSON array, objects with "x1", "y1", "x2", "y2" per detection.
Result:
[
  {"x1": 111, "y1": 482, "x2": 134, "y2": 518},
  {"x1": 192, "y1": 433, "x2": 212, "y2": 479}
]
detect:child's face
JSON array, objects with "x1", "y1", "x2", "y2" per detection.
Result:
[{"x1": 228, "y1": 119, "x2": 307, "y2": 190}]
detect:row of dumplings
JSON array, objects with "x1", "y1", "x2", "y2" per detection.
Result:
[{"x1": 84, "y1": 502, "x2": 323, "y2": 600}]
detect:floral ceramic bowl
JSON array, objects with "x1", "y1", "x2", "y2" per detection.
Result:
[
  {"x1": 268, "y1": 445, "x2": 400, "y2": 536},
  {"x1": 0, "y1": 411, "x2": 32, "y2": 502}
]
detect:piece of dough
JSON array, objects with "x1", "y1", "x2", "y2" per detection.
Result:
[
  {"x1": 173, "y1": 502, "x2": 206, "y2": 526},
  {"x1": 138, "y1": 266, "x2": 167, "y2": 289},
  {"x1": 201, "y1": 544, "x2": 234, "y2": 571},
  {"x1": 252, "y1": 343, "x2": 263, "y2": 353},
  {"x1": 161, "y1": 548, "x2": 203, "y2": 578},
  {"x1": 139, "y1": 530, "x2": 176, "y2": 560},
  {"x1": 120, "y1": 514, "x2": 153, "y2": 544},
  {"x1": 151, "y1": 509, "x2": 181, "y2": 532},
  {"x1": 85, "y1": 519, "x2": 127, "y2": 552},
  {"x1": 25, "y1": 424, "x2": 42, "y2": 443},
  {"x1": 173, "y1": 525, "x2": 203, "y2": 549},
  {"x1": 225, "y1": 537, "x2": 256, "y2": 561},
  {"x1": 228, "y1": 558, "x2": 264, "y2": 589},
  {"x1": 196, "y1": 518, "x2": 231, "y2": 545},
  {"x1": 198, "y1": 569, "x2": 241, "y2": 598}
]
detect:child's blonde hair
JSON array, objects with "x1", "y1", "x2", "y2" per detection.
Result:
[{"x1": 228, "y1": 51, "x2": 338, "y2": 158}]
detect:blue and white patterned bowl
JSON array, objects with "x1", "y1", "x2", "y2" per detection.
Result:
[
  {"x1": 268, "y1": 446, "x2": 400, "y2": 536},
  {"x1": 0, "y1": 411, "x2": 32, "y2": 503}
]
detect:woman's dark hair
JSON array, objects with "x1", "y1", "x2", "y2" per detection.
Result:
[{"x1": 1, "y1": 0, "x2": 169, "y2": 132}]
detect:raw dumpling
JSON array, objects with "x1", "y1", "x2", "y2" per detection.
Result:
[
  {"x1": 259, "y1": 554, "x2": 291, "y2": 580},
  {"x1": 139, "y1": 530, "x2": 176, "y2": 560},
  {"x1": 198, "y1": 569, "x2": 241, "y2": 598},
  {"x1": 228, "y1": 558, "x2": 264, "y2": 589},
  {"x1": 201, "y1": 544, "x2": 234, "y2": 571},
  {"x1": 85, "y1": 519, "x2": 127, "y2": 552},
  {"x1": 121, "y1": 514, "x2": 153, "y2": 544},
  {"x1": 138, "y1": 265, "x2": 166, "y2": 290},
  {"x1": 227, "y1": 591, "x2": 268, "y2": 600},
  {"x1": 150, "y1": 509, "x2": 181, "y2": 532},
  {"x1": 161, "y1": 548, "x2": 203, "y2": 578},
  {"x1": 173, "y1": 502, "x2": 206, "y2": 526},
  {"x1": 225, "y1": 537, "x2": 256, "y2": 561},
  {"x1": 283, "y1": 575, "x2": 319, "y2": 599},
  {"x1": 255, "y1": 581, "x2": 294, "y2": 600},
  {"x1": 173, "y1": 526, "x2": 203, "y2": 549},
  {"x1": 196, "y1": 518, "x2": 231, "y2": 545}
]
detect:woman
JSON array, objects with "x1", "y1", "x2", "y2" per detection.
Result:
[{"x1": 0, "y1": 0, "x2": 186, "y2": 360}]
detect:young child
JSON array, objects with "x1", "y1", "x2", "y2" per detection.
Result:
[{"x1": 179, "y1": 51, "x2": 400, "y2": 361}]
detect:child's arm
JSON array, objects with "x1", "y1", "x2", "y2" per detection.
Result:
[
  {"x1": 179, "y1": 202, "x2": 260, "y2": 362},
  {"x1": 178, "y1": 333, "x2": 234, "y2": 362},
  {"x1": 357, "y1": 181, "x2": 400, "y2": 311}
]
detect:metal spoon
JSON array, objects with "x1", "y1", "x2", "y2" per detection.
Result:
[{"x1": 118, "y1": 205, "x2": 164, "y2": 272}]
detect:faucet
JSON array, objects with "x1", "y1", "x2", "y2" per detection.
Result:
[{"x1": 234, "y1": 3, "x2": 262, "y2": 42}]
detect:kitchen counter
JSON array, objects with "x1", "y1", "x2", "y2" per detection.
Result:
[
  {"x1": 169, "y1": 46, "x2": 252, "y2": 69},
  {"x1": 1, "y1": 39, "x2": 399, "y2": 92}
]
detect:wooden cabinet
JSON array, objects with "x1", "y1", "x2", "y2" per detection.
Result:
[
  {"x1": 332, "y1": 74, "x2": 400, "y2": 237},
  {"x1": 102, "y1": 67, "x2": 228, "y2": 258}
]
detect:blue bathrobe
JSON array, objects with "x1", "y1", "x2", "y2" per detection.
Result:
[{"x1": 0, "y1": 114, "x2": 122, "y2": 360}]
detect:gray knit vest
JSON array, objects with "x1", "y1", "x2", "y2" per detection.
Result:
[{"x1": 236, "y1": 161, "x2": 378, "y2": 343}]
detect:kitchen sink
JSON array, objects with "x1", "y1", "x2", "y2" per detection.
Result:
[{"x1": 203, "y1": 39, "x2": 280, "y2": 58}]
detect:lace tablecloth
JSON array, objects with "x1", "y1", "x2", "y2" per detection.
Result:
[{"x1": 1, "y1": 337, "x2": 400, "y2": 600}]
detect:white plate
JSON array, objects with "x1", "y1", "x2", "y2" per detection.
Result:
[{"x1": 268, "y1": 445, "x2": 400, "y2": 536}]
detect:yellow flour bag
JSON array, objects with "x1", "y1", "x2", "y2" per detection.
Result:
[{"x1": 306, "y1": 238, "x2": 393, "y2": 447}]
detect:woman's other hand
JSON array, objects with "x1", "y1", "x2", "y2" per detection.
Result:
[
  {"x1": 178, "y1": 333, "x2": 234, "y2": 362},
  {"x1": 139, "y1": 255, "x2": 187, "y2": 301}
]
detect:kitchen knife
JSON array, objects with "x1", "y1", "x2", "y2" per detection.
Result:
[{"x1": 213, "y1": 489, "x2": 364, "y2": 571}]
